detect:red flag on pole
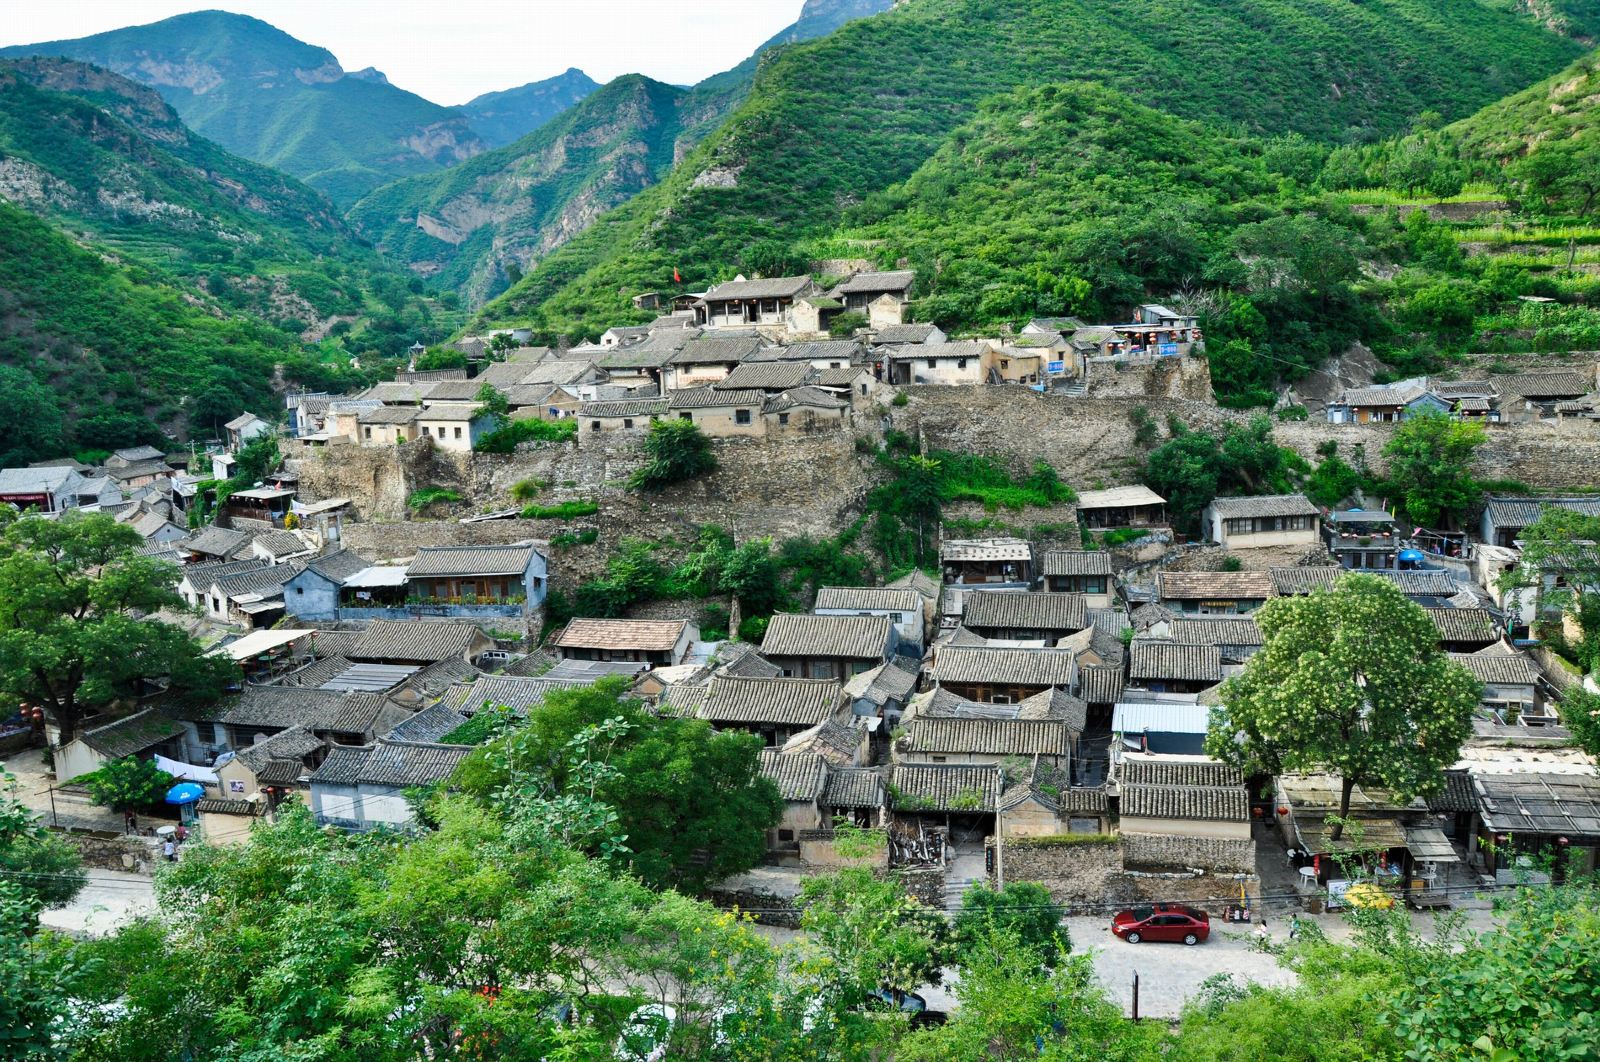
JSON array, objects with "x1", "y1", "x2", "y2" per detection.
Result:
[{"x1": 673, "y1": 267, "x2": 682, "y2": 283}]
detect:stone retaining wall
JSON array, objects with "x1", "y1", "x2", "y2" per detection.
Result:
[
  {"x1": 60, "y1": 832, "x2": 155, "y2": 875},
  {"x1": 1121, "y1": 832, "x2": 1257, "y2": 875}
]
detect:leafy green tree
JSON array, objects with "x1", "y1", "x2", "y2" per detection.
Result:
[
  {"x1": 798, "y1": 867, "x2": 949, "y2": 1000},
  {"x1": 1, "y1": 769, "x2": 85, "y2": 908},
  {"x1": 0, "y1": 512, "x2": 233, "y2": 744},
  {"x1": 1380, "y1": 411, "x2": 1485, "y2": 527},
  {"x1": 629, "y1": 419, "x2": 717, "y2": 491},
  {"x1": 1229, "y1": 215, "x2": 1363, "y2": 304},
  {"x1": 458, "y1": 679, "x2": 782, "y2": 891},
  {"x1": 828, "y1": 310, "x2": 869, "y2": 337},
  {"x1": 1206, "y1": 574, "x2": 1479, "y2": 839},
  {"x1": 475, "y1": 382, "x2": 510, "y2": 418},
  {"x1": 0, "y1": 880, "x2": 86, "y2": 1061},
  {"x1": 954, "y1": 882, "x2": 1066, "y2": 963},
  {"x1": 869, "y1": 453, "x2": 944, "y2": 569},
  {"x1": 897, "y1": 928, "x2": 1161, "y2": 1062},
  {"x1": 1395, "y1": 882, "x2": 1600, "y2": 1061},
  {"x1": 1496, "y1": 506, "x2": 1600, "y2": 670},
  {"x1": 1510, "y1": 133, "x2": 1600, "y2": 217},
  {"x1": 1554, "y1": 687, "x2": 1600, "y2": 762},
  {"x1": 83, "y1": 757, "x2": 177, "y2": 813}
]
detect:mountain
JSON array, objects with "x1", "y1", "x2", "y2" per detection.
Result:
[
  {"x1": 350, "y1": 75, "x2": 688, "y2": 305},
  {"x1": 1448, "y1": 46, "x2": 1600, "y2": 163},
  {"x1": 0, "y1": 10, "x2": 484, "y2": 206},
  {"x1": 350, "y1": 0, "x2": 894, "y2": 307},
  {"x1": 0, "y1": 58, "x2": 451, "y2": 459},
  {"x1": 455, "y1": 67, "x2": 601, "y2": 148},
  {"x1": 0, "y1": 201, "x2": 311, "y2": 463},
  {"x1": 0, "y1": 57, "x2": 442, "y2": 338},
  {"x1": 476, "y1": 0, "x2": 1592, "y2": 337}
]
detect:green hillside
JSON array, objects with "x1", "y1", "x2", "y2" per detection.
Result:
[
  {"x1": 0, "y1": 202, "x2": 360, "y2": 463},
  {"x1": 455, "y1": 67, "x2": 600, "y2": 148},
  {"x1": 352, "y1": 0, "x2": 895, "y2": 308},
  {"x1": 0, "y1": 10, "x2": 484, "y2": 206},
  {"x1": 477, "y1": 0, "x2": 1592, "y2": 337},
  {"x1": 0, "y1": 58, "x2": 450, "y2": 345},
  {"x1": 350, "y1": 76, "x2": 690, "y2": 306}
]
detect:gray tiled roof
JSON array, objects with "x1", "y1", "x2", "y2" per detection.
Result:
[
  {"x1": 782, "y1": 719, "x2": 862, "y2": 764},
  {"x1": 1494, "y1": 371, "x2": 1592, "y2": 398},
  {"x1": 932, "y1": 646, "x2": 1077, "y2": 688},
  {"x1": 873, "y1": 324, "x2": 938, "y2": 344},
  {"x1": 765, "y1": 386, "x2": 847, "y2": 413},
  {"x1": 1269, "y1": 566, "x2": 1341, "y2": 595},
  {"x1": 833, "y1": 270, "x2": 915, "y2": 295},
  {"x1": 407, "y1": 544, "x2": 540, "y2": 578},
  {"x1": 187, "y1": 525, "x2": 250, "y2": 558},
  {"x1": 1483, "y1": 496, "x2": 1600, "y2": 529},
  {"x1": 196, "y1": 797, "x2": 262, "y2": 817},
  {"x1": 555, "y1": 618, "x2": 688, "y2": 652},
  {"x1": 1129, "y1": 641, "x2": 1223, "y2": 683},
  {"x1": 1425, "y1": 607, "x2": 1499, "y2": 644},
  {"x1": 714, "y1": 643, "x2": 784, "y2": 679},
  {"x1": 304, "y1": 550, "x2": 372, "y2": 585},
  {"x1": 223, "y1": 687, "x2": 346, "y2": 731},
  {"x1": 1449, "y1": 650, "x2": 1538, "y2": 686},
  {"x1": 813, "y1": 586, "x2": 924, "y2": 613},
  {"x1": 578, "y1": 398, "x2": 669, "y2": 418},
  {"x1": 703, "y1": 275, "x2": 814, "y2": 301},
  {"x1": 386, "y1": 703, "x2": 470, "y2": 743},
  {"x1": 350, "y1": 620, "x2": 484, "y2": 663},
  {"x1": 1365, "y1": 569, "x2": 1459, "y2": 598},
  {"x1": 310, "y1": 740, "x2": 470, "y2": 789},
  {"x1": 78, "y1": 708, "x2": 182, "y2": 759},
  {"x1": 885, "y1": 339, "x2": 985, "y2": 362},
  {"x1": 441, "y1": 674, "x2": 588, "y2": 717},
  {"x1": 962, "y1": 591, "x2": 1087, "y2": 633},
  {"x1": 359, "y1": 405, "x2": 421, "y2": 425},
  {"x1": 667, "y1": 386, "x2": 765, "y2": 410},
  {"x1": 918, "y1": 686, "x2": 1083, "y2": 728},
  {"x1": 1119, "y1": 757, "x2": 1243, "y2": 788},
  {"x1": 669, "y1": 335, "x2": 763, "y2": 365},
  {"x1": 1122, "y1": 784, "x2": 1248, "y2": 822},
  {"x1": 253, "y1": 530, "x2": 308, "y2": 558},
  {"x1": 1080, "y1": 664, "x2": 1125, "y2": 704},
  {"x1": 1209, "y1": 493, "x2": 1319, "y2": 518},
  {"x1": 823, "y1": 767, "x2": 884, "y2": 808},
  {"x1": 1157, "y1": 571, "x2": 1274, "y2": 601},
  {"x1": 234, "y1": 725, "x2": 322, "y2": 774},
  {"x1": 889, "y1": 764, "x2": 1000, "y2": 813},
  {"x1": 415, "y1": 403, "x2": 487, "y2": 423},
  {"x1": 700, "y1": 675, "x2": 840, "y2": 726},
  {"x1": 761, "y1": 613, "x2": 893, "y2": 661},
  {"x1": 811, "y1": 366, "x2": 871, "y2": 387},
  {"x1": 716, "y1": 361, "x2": 813, "y2": 391},
  {"x1": 1166, "y1": 618, "x2": 1263, "y2": 647},
  {"x1": 902, "y1": 717, "x2": 1069, "y2": 757},
  {"x1": 758, "y1": 749, "x2": 827, "y2": 801},
  {"x1": 213, "y1": 564, "x2": 298, "y2": 598},
  {"x1": 1039, "y1": 550, "x2": 1113, "y2": 577}
]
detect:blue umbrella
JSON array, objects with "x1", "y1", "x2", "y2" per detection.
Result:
[{"x1": 165, "y1": 782, "x2": 206, "y2": 805}]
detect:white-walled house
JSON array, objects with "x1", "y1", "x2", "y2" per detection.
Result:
[
  {"x1": 1203, "y1": 494, "x2": 1321, "y2": 550},
  {"x1": 309, "y1": 740, "x2": 471, "y2": 831}
]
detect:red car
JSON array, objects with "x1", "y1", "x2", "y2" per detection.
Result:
[{"x1": 1110, "y1": 905, "x2": 1210, "y2": 945}]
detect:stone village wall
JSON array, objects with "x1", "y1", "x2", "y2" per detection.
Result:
[{"x1": 992, "y1": 836, "x2": 1259, "y2": 914}]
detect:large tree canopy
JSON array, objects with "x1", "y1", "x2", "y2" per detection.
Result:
[
  {"x1": 453, "y1": 677, "x2": 782, "y2": 892},
  {"x1": 0, "y1": 511, "x2": 232, "y2": 744},
  {"x1": 1205, "y1": 574, "x2": 1479, "y2": 839}
]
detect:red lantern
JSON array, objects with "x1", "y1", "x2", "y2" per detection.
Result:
[{"x1": 1276, "y1": 805, "x2": 1290, "y2": 817}]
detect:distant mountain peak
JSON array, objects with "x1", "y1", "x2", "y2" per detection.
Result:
[{"x1": 348, "y1": 66, "x2": 390, "y2": 85}]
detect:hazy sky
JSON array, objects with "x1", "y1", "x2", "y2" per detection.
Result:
[{"x1": 2, "y1": 0, "x2": 803, "y2": 105}]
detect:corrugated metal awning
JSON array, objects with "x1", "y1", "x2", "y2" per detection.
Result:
[{"x1": 1404, "y1": 824, "x2": 1461, "y2": 863}]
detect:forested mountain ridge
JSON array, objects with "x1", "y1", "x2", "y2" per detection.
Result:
[
  {"x1": 349, "y1": 75, "x2": 692, "y2": 307},
  {"x1": 0, "y1": 57, "x2": 448, "y2": 342},
  {"x1": 350, "y1": 0, "x2": 895, "y2": 308},
  {"x1": 0, "y1": 10, "x2": 485, "y2": 206},
  {"x1": 475, "y1": 0, "x2": 1594, "y2": 337},
  {"x1": 454, "y1": 67, "x2": 601, "y2": 149}
]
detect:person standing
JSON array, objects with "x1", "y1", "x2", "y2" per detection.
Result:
[
  {"x1": 163, "y1": 838, "x2": 177, "y2": 863},
  {"x1": 174, "y1": 823, "x2": 188, "y2": 845},
  {"x1": 124, "y1": 809, "x2": 137, "y2": 835}
]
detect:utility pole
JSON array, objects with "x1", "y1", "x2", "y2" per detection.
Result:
[{"x1": 1131, "y1": 970, "x2": 1140, "y2": 1021}]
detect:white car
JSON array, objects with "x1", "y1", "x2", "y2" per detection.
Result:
[{"x1": 613, "y1": 1003, "x2": 676, "y2": 1061}]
